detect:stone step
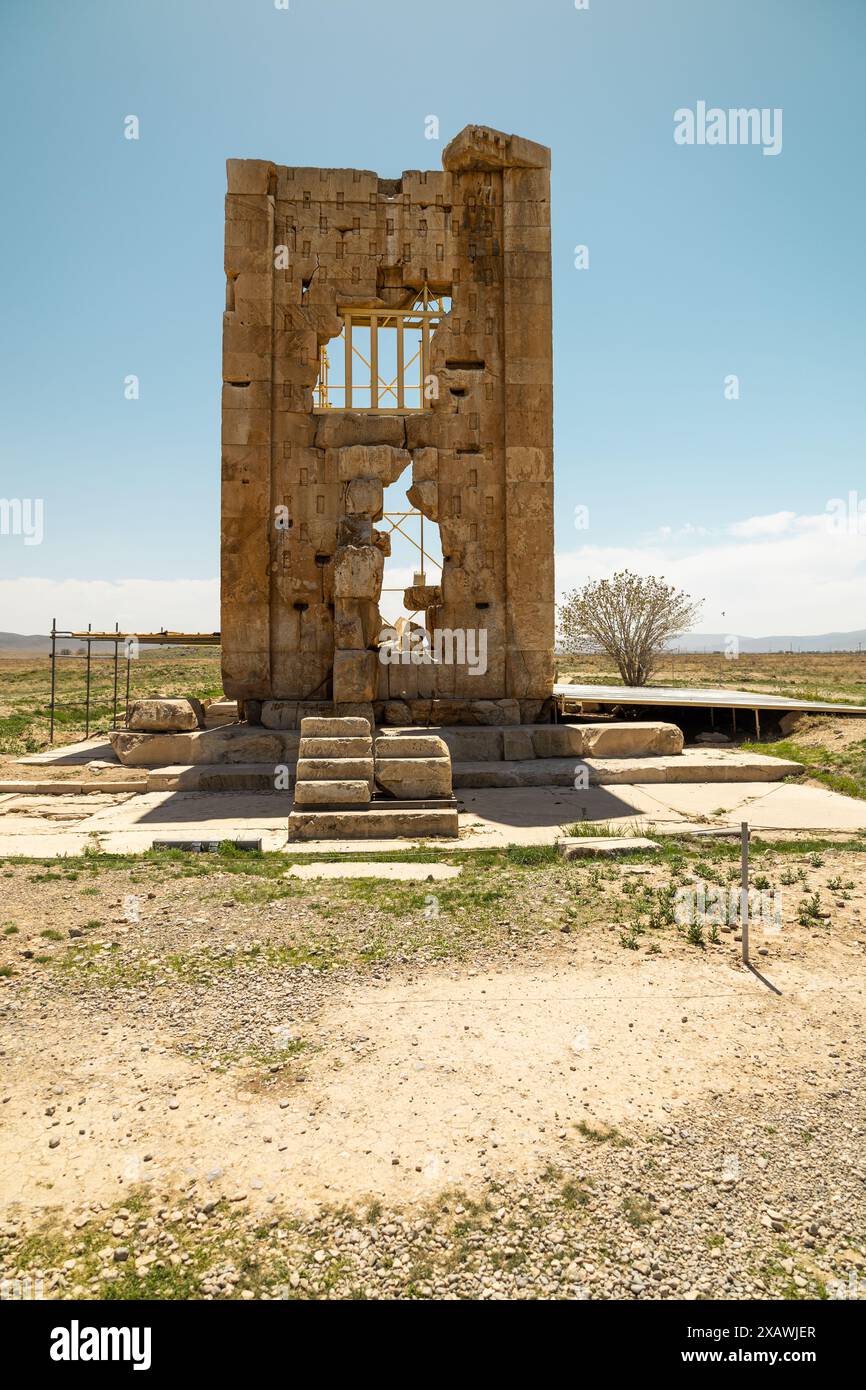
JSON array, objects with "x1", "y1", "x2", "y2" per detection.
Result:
[
  {"x1": 299, "y1": 736, "x2": 373, "y2": 759},
  {"x1": 287, "y1": 806, "x2": 459, "y2": 840},
  {"x1": 146, "y1": 764, "x2": 291, "y2": 792},
  {"x1": 452, "y1": 751, "x2": 802, "y2": 789},
  {"x1": 145, "y1": 746, "x2": 801, "y2": 793},
  {"x1": 375, "y1": 734, "x2": 450, "y2": 759},
  {"x1": 300, "y1": 716, "x2": 371, "y2": 738},
  {"x1": 296, "y1": 757, "x2": 374, "y2": 786},
  {"x1": 293, "y1": 779, "x2": 371, "y2": 807},
  {"x1": 375, "y1": 755, "x2": 452, "y2": 799}
]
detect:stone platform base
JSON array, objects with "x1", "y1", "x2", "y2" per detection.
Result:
[
  {"x1": 110, "y1": 721, "x2": 684, "y2": 768},
  {"x1": 141, "y1": 747, "x2": 802, "y2": 793}
]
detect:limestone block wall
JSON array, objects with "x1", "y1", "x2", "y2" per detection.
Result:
[{"x1": 220, "y1": 125, "x2": 555, "y2": 722}]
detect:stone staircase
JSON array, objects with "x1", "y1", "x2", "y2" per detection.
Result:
[
  {"x1": 292, "y1": 716, "x2": 374, "y2": 809},
  {"x1": 288, "y1": 718, "x2": 458, "y2": 840}
]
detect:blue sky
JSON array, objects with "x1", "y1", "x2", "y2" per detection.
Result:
[{"x1": 1, "y1": 0, "x2": 864, "y2": 635}]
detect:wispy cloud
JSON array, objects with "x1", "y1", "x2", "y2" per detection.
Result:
[
  {"x1": 4, "y1": 508, "x2": 864, "y2": 641},
  {"x1": 0, "y1": 578, "x2": 219, "y2": 635},
  {"x1": 558, "y1": 509, "x2": 866, "y2": 635},
  {"x1": 728, "y1": 510, "x2": 797, "y2": 538}
]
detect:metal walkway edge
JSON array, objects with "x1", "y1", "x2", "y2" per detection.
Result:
[{"x1": 554, "y1": 682, "x2": 866, "y2": 716}]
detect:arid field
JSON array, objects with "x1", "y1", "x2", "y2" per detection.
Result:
[
  {"x1": 2, "y1": 647, "x2": 866, "y2": 1301},
  {"x1": 559, "y1": 650, "x2": 866, "y2": 707},
  {"x1": 1, "y1": 835, "x2": 864, "y2": 1300}
]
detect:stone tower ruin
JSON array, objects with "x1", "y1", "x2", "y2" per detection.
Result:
[{"x1": 221, "y1": 124, "x2": 555, "y2": 726}]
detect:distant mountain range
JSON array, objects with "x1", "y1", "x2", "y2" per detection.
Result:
[
  {"x1": 0, "y1": 632, "x2": 54, "y2": 651},
  {"x1": 0, "y1": 632, "x2": 147, "y2": 654},
  {"x1": 666, "y1": 631, "x2": 866, "y2": 653}
]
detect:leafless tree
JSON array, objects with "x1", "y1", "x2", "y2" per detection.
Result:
[{"x1": 558, "y1": 570, "x2": 702, "y2": 686}]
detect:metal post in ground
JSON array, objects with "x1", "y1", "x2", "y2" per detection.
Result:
[
  {"x1": 49, "y1": 618, "x2": 57, "y2": 744},
  {"x1": 112, "y1": 623, "x2": 119, "y2": 729},
  {"x1": 85, "y1": 623, "x2": 92, "y2": 738},
  {"x1": 741, "y1": 821, "x2": 750, "y2": 965},
  {"x1": 125, "y1": 642, "x2": 132, "y2": 726}
]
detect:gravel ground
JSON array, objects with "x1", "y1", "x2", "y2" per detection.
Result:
[{"x1": 1, "y1": 840, "x2": 864, "y2": 1300}]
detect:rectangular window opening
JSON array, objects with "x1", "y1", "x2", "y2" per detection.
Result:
[{"x1": 314, "y1": 289, "x2": 451, "y2": 414}]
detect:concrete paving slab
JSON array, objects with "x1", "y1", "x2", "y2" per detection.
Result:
[
  {"x1": 0, "y1": 780, "x2": 864, "y2": 859},
  {"x1": 639, "y1": 780, "x2": 775, "y2": 809},
  {"x1": 0, "y1": 780, "x2": 141, "y2": 795},
  {"x1": 17, "y1": 737, "x2": 117, "y2": 765},
  {"x1": 716, "y1": 783, "x2": 866, "y2": 831},
  {"x1": 0, "y1": 832, "x2": 97, "y2": 857},
  {"x1": 558, "y1": 836, "x2": 661, "y2": 858}
]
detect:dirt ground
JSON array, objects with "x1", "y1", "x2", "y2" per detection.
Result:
[
  {"x1": 1, "y1": 840, "x2": 864, "y2": 1299},
  {"x1": 784, "y1": 713, "x2": 866, "y2": 752}
]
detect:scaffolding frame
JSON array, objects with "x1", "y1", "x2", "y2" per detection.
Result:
[
  {"x1": 314, "y1": 286, "x2": 448, "y2": 412},
  {"x1": 47, "y1": 620, "x2": 221, "y2": 743},
  {"x1": 378, "y1": 509, "x2": 443, "y2": 629}
]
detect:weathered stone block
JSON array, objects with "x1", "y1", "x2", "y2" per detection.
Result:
[
  {"x1": 335, "y1": 444, "x2": 410, "y2": 485},
  {"x1": 406, "y1": 478, "x2": 438, "y2": 520},
  {"x1": 204, "y1": 698, "x2": 239, "y2": 727},
  {"x1": 337, "y1": 515, "x2": 373, "y2": 547},
  {"x1": 109, "y1": 727, "x2": 295, "y2": 767},
  {"x1": 468, "y1": 700, "x2": 505, "y2": 727},
  {"x1": 334, "y1": 545, "x2": 384, "y2": 601},
  {"x1": 376, "y1": 734, "x2": 450, "y2": 759},
  {"x1": 299, "y1": 735, "x2": 372, "y2": 758},
  {"x1": 334, "y1": 598, "x2": 380, "y2": 650},
  {"x1": 293, "y1": 779, "x2": 371, "y2": 807},
  {"x1": 502, "y1": 728, "x2": 536, "y2": 760},
  {"x1": 262, "y1": 701, "x2": 299, "y2": 730},
  {"x1": 381, "y1": 700, "x2": 412, "y2": 726},
  {"x1": 371, "y1": 528, "x2": 391, "y2": 557},
  {"x1": 493, "y1": 698, "x2": 522, "y2": 725},
  {"x1": 332, "y1": 649, "x2": 379, "y2": 703},
  {"x1": 314, "y1": 414, "x2": 406, "y2": 450},
  {"x1": 297, "y1": 757, "x2": 374, "y2": 786},
  {"x1": 375, "y1": 756, "x2": 452, "y2": 800},
  {"x1": 531, "y1": 727, "x2": 586, "y2": 758},
  {"x1": 344, "y1": 476, "x2": 383, "y2": 518},
  {"x1": 580, "y1": 722, "x2": 684, "y2": 757},
  {"x1": 332, "y1": 702, "x2": 375, "y2": 726},
  {"x1": 300, "y1": 716, "x2": 371, "y2": 737},
  {"x1": 403, "y1": 584, "x2": 442, "y2": 610},
  {"x1": 128, "y1": 699, "x2": 201, "y2": 733}
]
